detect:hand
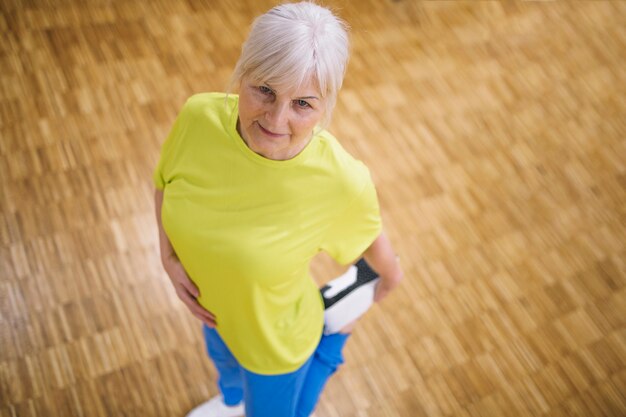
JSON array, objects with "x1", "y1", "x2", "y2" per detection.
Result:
[
  {"x1": 162, "y1": 254, "x2": 218, "y2": 327},
  {"x1": 373, "y1": 279, "x2": 395, "y2": 303},
  {"x1": 339, "y1": 320, "x2": 358, "y2": 334}
]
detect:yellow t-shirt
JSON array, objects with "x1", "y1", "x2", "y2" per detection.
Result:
[{"x1": 153, "y1": 93, "x2": 381, "y2": 374}]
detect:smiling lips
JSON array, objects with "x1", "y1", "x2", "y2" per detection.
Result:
[{"x1": 257, "y1": 122, "x2": 288, "y2": 138}]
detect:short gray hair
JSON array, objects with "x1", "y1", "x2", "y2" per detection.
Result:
[{"x1": 230, "y1": 1, "x2": 350, "y2": 127}]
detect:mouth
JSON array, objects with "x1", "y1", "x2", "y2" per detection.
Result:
[{"x1": 257, "y1": 122, "x2": 288, "y2": 138}]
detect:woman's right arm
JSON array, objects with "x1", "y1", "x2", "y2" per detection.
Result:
[{"x1": 155, "y1": 189, "x2": 217, "y2": 327}]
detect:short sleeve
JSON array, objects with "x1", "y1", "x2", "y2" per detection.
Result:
[
  {"x1": 153, "y1": 101, "x2": 191, "y2": 190},
  {"x1": 320, "y1": 172, "x2": 382, "y2": 265}
]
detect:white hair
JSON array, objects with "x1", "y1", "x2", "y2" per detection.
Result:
[{"x1": 230, "y1": 1, "x2": 350, "y2": 127}]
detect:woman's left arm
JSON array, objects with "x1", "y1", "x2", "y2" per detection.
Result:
[{"x1": 363, "y1": 232, "x2": 404, "y2": 302}]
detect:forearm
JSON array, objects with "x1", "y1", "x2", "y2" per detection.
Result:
[
  {"x1": 362, "y1": 232, "x2": 403, "y2": 300},
  {"x1": 154, "y1": 189, "x2": 207, "y2": 319},
  {"x1": 154, "y1": 189, "x2": 177, "y2": 264}
]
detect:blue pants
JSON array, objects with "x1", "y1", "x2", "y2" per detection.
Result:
[{"x1": 203, "y1": 325, "x2": 349, "y2": 417}]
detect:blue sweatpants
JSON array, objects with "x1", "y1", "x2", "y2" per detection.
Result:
[{"x1": 203, "y1": 325, "x2": 349, "y2": 417}]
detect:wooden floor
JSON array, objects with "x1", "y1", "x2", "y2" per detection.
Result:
[{"x1": 1, "y1": 0, "x2": 625, "y2": 416}]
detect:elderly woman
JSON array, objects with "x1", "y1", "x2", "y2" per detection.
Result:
[{"x1": 154, "y1": 2, "x2": 403, "y2": 417}]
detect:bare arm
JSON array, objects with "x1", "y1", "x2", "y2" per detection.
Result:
[
  {"x1": 155, "y1": 189, "x2": 217, "y2": 327},
  {"x1": 362, "y1": 232, "x2": 403, "y2": 302},
  {"x1": 336, "y1": 232, "x2": 403, "y2": 333}
]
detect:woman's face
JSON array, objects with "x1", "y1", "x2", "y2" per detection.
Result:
[{"x1": 237, "y1": 75, "x2": 327, "y2": 161}]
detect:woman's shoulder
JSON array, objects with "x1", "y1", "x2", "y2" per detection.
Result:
[
  {"x1": 314, "y1": 130, "x2": 373, "y2": 193},
  {"x1": 172, "y1": 93, "x2": 238, "y2": 131},
  {"x1": 316, "y1": 130, "x2": 368, "y2": 170},
  {"x1": 182, "y1": 92, "x2": 235, "y2": 113}
]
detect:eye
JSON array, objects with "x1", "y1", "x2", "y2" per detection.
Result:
[
  {"x1": 259, "y1": 85, "x2": 273, "y2": 95},
  {"x1": 295, "y1": 99, "x2": 311, "y2": 109}
]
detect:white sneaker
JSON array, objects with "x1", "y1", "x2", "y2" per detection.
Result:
[{"x1": 186, "y1": 395, "x2": 245, "y2": 417}]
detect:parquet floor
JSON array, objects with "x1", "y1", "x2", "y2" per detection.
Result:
[{"x1": 1, "y1": 1, "x2": 625, "y2": 416}]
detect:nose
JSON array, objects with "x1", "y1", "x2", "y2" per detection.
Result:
[{"x1": 264, "y1": 101, "x2": 289, "y2": 131}]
